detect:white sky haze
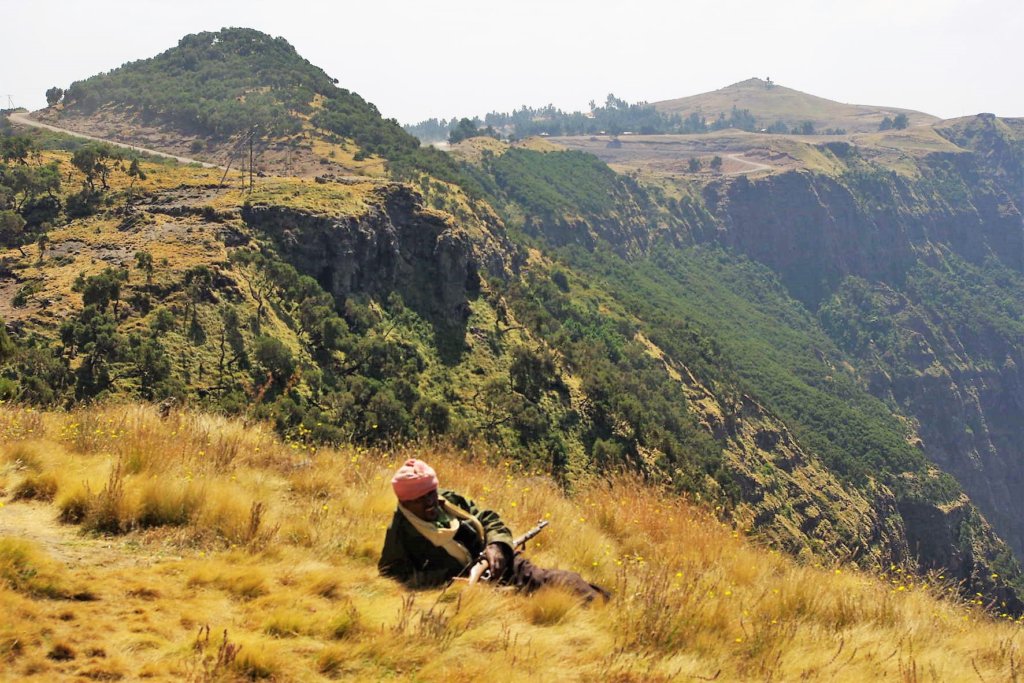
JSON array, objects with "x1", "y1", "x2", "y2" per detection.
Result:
[{"x1": 3, "y1": 0, "x2": 1022, "y2": 123}]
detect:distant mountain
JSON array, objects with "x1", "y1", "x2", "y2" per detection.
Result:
[{"x1": 653, "y1": 78, "x2": 939, "y2": 132}]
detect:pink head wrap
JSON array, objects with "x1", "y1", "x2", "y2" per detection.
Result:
[{"x1": 391, "y1": 458, "x2": 439, "y2": 501}]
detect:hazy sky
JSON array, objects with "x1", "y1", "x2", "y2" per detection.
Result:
[{"x1": 3, "y1": 0, "x2": 1022, "y2": 123}]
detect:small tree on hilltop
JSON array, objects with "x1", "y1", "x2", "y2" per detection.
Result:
[
  {"x1": 448, "y1": 118, "x2": 480, "y2": 145},
  {"x1": 688, "y1": 157, "x2": 702, "y2": 173},
  {"x1": 45, "y1": 87, "x2": 64, "y2": 107},
  {"x1": 125, "y1": 158, "x2": 146, "y2": 209},
  {"x1": 893, "y1": 113, "x2": 909, "y2": 130},
  {"x1": 710, "y1": 156, "x2": 723, "y2": 173},
  {"x1": 879, "y1": 116, "x2": 894, "y2": 131}
]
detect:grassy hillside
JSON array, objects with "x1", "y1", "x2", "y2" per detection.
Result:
[
  {"x1": 1, "y1": 403, "x2": 1021, "y2": 682},
  {"x1": 653, "y1": 78, "x2": 939, "y2": 133}
]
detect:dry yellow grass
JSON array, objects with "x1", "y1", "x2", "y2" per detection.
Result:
[
  {"x1": 0, "y1": 401, "x2": 1021, "y2": 681},
  {"x1": 243, "y1": 176, "x2": 382, "y2": 216}
]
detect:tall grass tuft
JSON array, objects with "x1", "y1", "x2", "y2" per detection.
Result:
[
  {"x1": 12, "y1": 471, "x2": 59, "y2": 501},
  {"x1": 0, "y1": 538, "x2": 71, "y2": 599},
  {"x1": 1, "y1": 441, "x2": 47, "y2": 471},
  {"x1": 326, "y1": 600, "x2": 361, "y2": 639},
  {"x1": 136, "y1": 477, "x2": 204, "y2": 528},
  {"x1": 82, "y1": 459, "x2": 131, "y2": 534},
  {"x1": 522, "y1": 585, "x2": 580, "y2": 626}
]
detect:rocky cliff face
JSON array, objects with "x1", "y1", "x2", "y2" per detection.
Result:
[
  {"x1": 241, "y1": 184, "x2": 491, "y2": 327},
  {"x1": 900, "y1": 495, "x2": 1023, "y2": 613},
  {"x1": 701, "y1": 116, "x2": 1024, "y2": 567},
  {"x1": 705, "y1": 145, "x2": 1022, "y2": 309}
]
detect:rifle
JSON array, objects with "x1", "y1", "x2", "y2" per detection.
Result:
[{"x1": 467, "y1": 519, "x2": 549, "y2": 586}]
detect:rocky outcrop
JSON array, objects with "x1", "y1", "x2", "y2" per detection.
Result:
[
  {"x1": 900, "y1": 495, "x2": 1023, "y2": 613},
  {"x1": 241, "y1": 184, "x2": 484, "y2": 326}
]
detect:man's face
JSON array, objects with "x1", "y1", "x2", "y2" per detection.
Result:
[{"x1": 403, "y1": 488, "x2": 440, "y2": 521}]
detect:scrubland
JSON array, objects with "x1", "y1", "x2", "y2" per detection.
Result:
[{"x1": 0, "y1": 402, "x2": 1021, "y2": 681}]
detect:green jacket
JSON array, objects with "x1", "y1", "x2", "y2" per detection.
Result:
[{"x1": 378, "y1": 488, "x2": 514, "y2": 587}]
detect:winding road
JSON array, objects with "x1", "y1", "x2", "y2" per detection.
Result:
[{"x1": 7, "y1": 111, "x2": 220, "y2": 169}]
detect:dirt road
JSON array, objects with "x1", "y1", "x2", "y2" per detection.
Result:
[
  {"x1": 8, "y1": 111, "x2": 220, "y2": 169},
  {"x1": 0, "y1": 500, "x2": 137, "y2": 568},
  {"x1": 725, "y1": 153, "x2": 773, "y2": 174}
]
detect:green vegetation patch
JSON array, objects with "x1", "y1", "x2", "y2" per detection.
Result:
[{"x1": 65, "y1": 29, "x2": 334, "y2": 138}]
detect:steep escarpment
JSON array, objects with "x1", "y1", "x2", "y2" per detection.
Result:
[
  {"x1": 706, "y1": 147, "x2": 1022, "y2": 309},
  {"x1": 452, "y1": 134, "x2": 1023, "y2": 607},
  {"x1": 241, "y1": 183, "x2": 495, "y2": 328},
  {"x1": 697, "y1": 116, "x2": 1024, "y2": 566},
  {"x1": 819, "y1": 264, "x2": 1024, "y2": 559},
  {"x1": 663, "y1": 350, "x2": 912, "y2": 567}
]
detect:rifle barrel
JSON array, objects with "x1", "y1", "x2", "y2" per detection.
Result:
[{"x1": 513, "y1": 520, "x2": 549, "y2": 549}]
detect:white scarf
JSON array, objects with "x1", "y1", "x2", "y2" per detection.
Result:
[{"x1": 399, "y1": 497, "x2": 486, "y2": 566}]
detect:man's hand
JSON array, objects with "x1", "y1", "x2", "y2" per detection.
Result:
[{"x1": 483, "y1": 543, "x2": 510, "y2": 579}]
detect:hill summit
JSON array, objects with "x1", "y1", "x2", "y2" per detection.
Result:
[
  {"x1": 35, "y1": 27, "x2": 463, "y2": 181},
  {"x1": 653, "y1": 77, "x2": 939, "y2": 133},
  {"x1": 62, "y1": 28, "x2": 338, "y2": 138}
]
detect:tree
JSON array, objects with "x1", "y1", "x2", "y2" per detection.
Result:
[
  {"x1": 149, "y1": 307, "x2": 176, "y2": 336},
  {"x1": 1, "y1": 136, "x2": 32, "y2": 165},
  {"x1": 254, "y1": 336, "x2": 296, "y2": 387},
  {"x1": 688, "y1": 157, "x2": 702, "y2": 173},
  {"x1": 71, "y1": 145, "x2": 112, "y2": 191},
  {"x1": 0, "y1": 210, "x2": 26, "y2": 252},
  {"x1": 682, "y1": 112, "x2": 706, "y2": 134},
  {"x1": 36, "y1": 234, "x2": 49, "y2": 262},
  {"x1": 893, "y1": 113, "x2": 909, "y2": 130},
  {"x1": 125, "y1": 158, "x2": 146, "y2": 208},
  {"x1": 76, "y1": 267, "x2": 128, "y2": 313},
  {"x1": 448, "y1": 118, "x2": 480, "y2": 145},
  {"x1": 796, "y1": 121, "x2": 815, "y2": 135},
  {"x1": 509, "y1": 345, "x2": 555, "y2": 402},
  {"x1": 134, "y1": 250, "x2": 154, "y2": 283},
  {"x1": 133, "y1": 337, "x2": 172, "y2": 399},
  {"x1": 0, "y1": 316, "x2": 14, "y2": 363},
  {"x1": 45, "y1": 87, "x2": 64, "y2": 107},
  {"x1": 879, "y1": 116, "x2": 894, "y2": 131},
  {"x1": 3, "y1": 162, "x2": 61, "y2": 213},
  {"x1": 709, "y1": 156, "x2": 723, "y2": 172}
]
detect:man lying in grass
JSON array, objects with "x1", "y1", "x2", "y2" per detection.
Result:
[{"x1": 379, "y1": 459, "x2": 608, "y2": 601}]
